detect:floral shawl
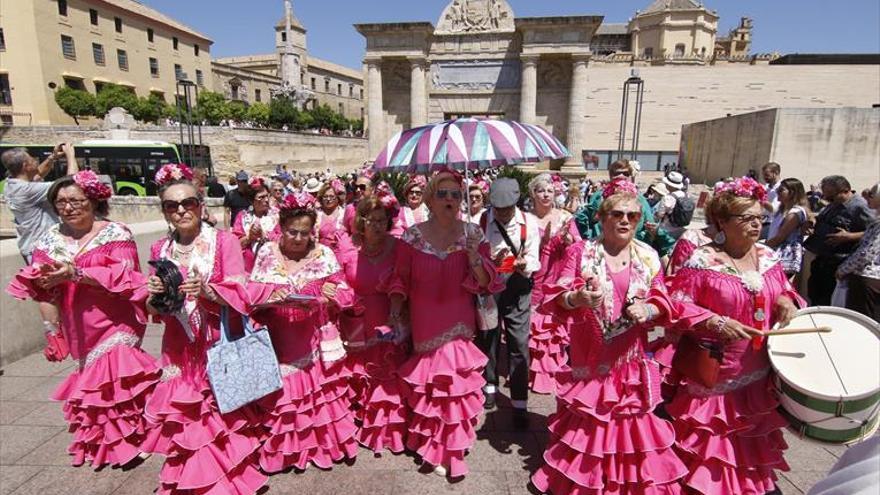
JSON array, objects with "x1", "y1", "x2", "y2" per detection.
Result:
[
  {"x1": 401, "y1": 223, "x2": 486, "y2": 260},
  {"x1": 683, "y1": 243, "x2": 779, "y2": 294},
  {"x1": 35, "y1": 222, "x2": 134, "y2": 265},
  {"x1": 251, "y1": 242, "x2": 342, "y2": 291}
]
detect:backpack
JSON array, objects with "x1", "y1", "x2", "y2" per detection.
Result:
[{"x1": 670, "y1": 194, "x2": 695, "y2": 227}]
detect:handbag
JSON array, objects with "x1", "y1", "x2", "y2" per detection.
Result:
[
  {"x1": 671, "y1": 334, "x2": 723, "y2": 388},
  {"x1": 475, "y1": 294, "x2": 498, "y2": 332},
  {"x1": 207, "y1": 306, "x2": 283, "y2": 414}
]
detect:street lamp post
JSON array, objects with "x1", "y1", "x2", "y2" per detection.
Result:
[
  {"x1": 617, "y1": 69, "x2": 645, "y2": 162},
  {"x1": 175, "y1": 74, "x2": 203, "y2": 168}
]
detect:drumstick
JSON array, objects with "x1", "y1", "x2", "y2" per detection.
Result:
[{"x1": 769, "y1": 326, "x2": 832, "y2": 336}]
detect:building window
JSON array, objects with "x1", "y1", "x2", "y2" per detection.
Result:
[
  {"x1": 150, "y1": 91, "x2": 165, "y2": 102},
  {"x1": 1, "y1": 28, "x2": 7, "y2": 51},
  {"x1": 174, "y1": 64, "x2": 183, "y2": 81},
  {"x1": 117, "y1": 49, "x2": 128, "y2": 71},
  {"x1": 0, "y1": 74, "x2": 12, "y2": 105},
  {"x1": 194, "y1": 44, "x2": 200, "y2": 57},
  {"x1": 674, "y1": 43, "x2": 686, "y2": 58},
  {"x1": 338, "y1": 103, "x2": 344, "y2": 114},
  {"x1": 173, "y1": 37, "x2": 179, "y2": 50},
  {"x1": 310, "y1": 77, "x2": 316, "y2": 90},
  {"x1": 255, "y1": 89, "x2": 262, "y2": 102},
  {"x1": 0, "y1": 115, "x2": 12, "y2": 126},
  {"x1": 337, "y1": 83, "x2": 342, "y2": 95},
  {"x1": 643, "y1": 47, "x2": 653, "y2": 58},
  {"x1": 360, "y1": 88, "x2": 364, "y2": 99},
  {"x1": 63, "y1": 77, "x2": 85, "y2": 90},
  {"x1": 195, "y1": 69, "x2": 204, "y2": 86},
  {"x1": 58, "y1": 0, "x2": 68, "y2": 16},
  {"x1": 61, "y1": 35, "x2": 76, "y2": 60},
  {"x1": 89, "y1": 9, "x2": 99, "y2": 26},
  {"x1": 94, "y1": 81, "x2": 106, "y2": 94},
  {"x1": 281, "y1": 32, "x2": 287, "y2": 43},
  {"x1": 324, "y1": 79, "x2": 330, "y2": 92},
  {"x1": 92, "y1": 43, "x2": 105, "y2": 66},
  {"x1": 147, "y1": 28, "x2": 154, "y2": 43},
  {"x1": 349, "y1": 85, "x2": 354, "y2": 98},
  {"x1": 149, "y1": 57, "x2": 159, "y2": 77},
  {"x1": 114, "y1": 17, "x2": 122, "y2": 33},
  {"x1": 230, "y1": 81, "x2": 240, "y2": 100}
]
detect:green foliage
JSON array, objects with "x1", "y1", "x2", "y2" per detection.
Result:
[
  {"x1": 371, "y1": 169, "x2": 414, "y2": 201},
  {"x1": 496, "y1": 166, "x2": 537, "y2": 199},
  {"x1": 349, "y1": 119, "x2": 364, "y2": 133},
  {"x1": 268, "y1": 96, "x2": 299, "y2": 128},
  {"x1": 195, "y1": 91, "x2": 230, "y2": 125},
  {"x1": 296, "y1": 110, "x2": 314, "y2": 130},
  {"x1": 131, "y1": 93, "x2": 172, "y2": 124},
  {"x1": 309, "y1": 104, "x2": 337, "y2": 130},
  {"x1": 54, "y1": 87, "x2": 96, "y2": 125},
  {"x1": 246, "y1": 102, "x2": 271, "y2": 127},
  {"x1": 94, "y1": 84, "x2": 138, "y2": 117},
  {"x1": 226, "y1": 100, "x2": 249, "y2": 122}
]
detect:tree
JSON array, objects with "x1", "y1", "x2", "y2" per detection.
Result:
[
  {"x1": 226, "y1": 100, "x2": 248, "y2": 122},
  {"x1": 131, "y1": 93, "x2": 170, "y2": 124},
  {"x1": 349, "y1": 119, "x2": 364, "y2": 133},
  {"x1": 246, "y1": 102, "x2": 270, "y2": 127},
  {"x1": 54, "y1": 87, "x2": 96, "y2": 125},
  {"x1": 309, "y1": 104, "x2": 336, "y2": 130},
  {"x1": 269, "y1": 96, "x2": 298, "y2": 129},
  {"x1": 94, "y1": 83, "x2": 138, "y2": 117},
  {"x1": 195, "y1": 91, "x2": 230, "y2": 125},
  {"x1": 296, "y1": 110, "x2": 314, "y2": 130}
]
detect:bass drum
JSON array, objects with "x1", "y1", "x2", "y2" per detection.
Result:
[{"x1": 768, "y1": 306, "x2": 880, "y2": 444}]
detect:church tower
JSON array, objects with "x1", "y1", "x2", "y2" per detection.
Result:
[{"x1": 275, "y1": 1, "x2": 308, "y2": 88}]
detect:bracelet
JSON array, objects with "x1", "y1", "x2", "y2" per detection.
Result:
[
  {"x1": 562, "y1": 291, "x2": 577, "y2": 310},
  {"x1": 712, "y1": 316, "x2": 729, "y2": 334},
  {"x1": 645, "y1": 304, "x2": 659, "y2": 321},
  {"x1": 69, "y1": 264, "x2": 83, "y2": 283}
]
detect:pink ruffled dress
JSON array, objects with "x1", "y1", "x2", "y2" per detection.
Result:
[
  {"x1": 7, "y1": 222, "x2": 160, "y2": 469},
  {"x1": 531, "y1": 239, "x2": 687, "y2": 495},
  {"x1": 231, "y1": 207, "x2": 280, "y2": 272},
  {"x1": 391, "y1": 204, "x2": 429, "y2": 237},
  {"x1": 666, "y1": 244, "x2": 805, "y2": 495},
  {"x1": 389, "y1": 223, "x2": 502, "y2": 477},
  {"x1": 141, "y1": 227, "x2": 267, "y2": 495},
  {"x1": 317, "y1": 207, "x2": 355, "y2": 257},
  {"x1": 247, "y1": 242, "x2": 359, "y2": 472},
  {"x1": 338, "y1": 239, "x2": 411, "y2": 454},
  {"x1": 528, "y1": 211, "x2": 579, "y2": 394}
]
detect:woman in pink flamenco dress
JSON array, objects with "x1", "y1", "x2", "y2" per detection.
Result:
[
  {"x1": 246, "y1": 192, "x2": 360, "y2": 472},
  {"x1": 315, "y1": 178, "x2": 354, "y2": 255},
  {"x1": 665, "y1": 177, "x2": 802, "y2": 495},
  {"x1": 526, "y1": 173, "x2": 580, "y2": 395},
  {"x1": 388, "y1": 170, "x2": 502, "y2": 478},
  {"x1": 338, "y1": 186, "x2": 412, "y2": 454},
  {"x1": 531, "y1": 178, "x2": 687, "y2": 495},
  {"x1": 231, "y1": 175, "x2": 280, "y2": 272},
  {"x1": 391, "y1": 175, "x2": 429, "y2": 237},
  {"x1": 6, "y1": 171, "x2": 160, "y2": 469},
  {"x1": 344, "y1": 173, "x2": 374, "y2": 235},
  {"x1": 143, "y1": 164, "x2": 267, "y2": 495}
]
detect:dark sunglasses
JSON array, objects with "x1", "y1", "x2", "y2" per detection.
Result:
[
  {"x1": 435, "y1": 189, "x2": 462, "y2": 201},
  {"x1": 162, "y1": 197, "x2": 201, "y2": 214},
  {"x1": 733, "y1": 214, "x2": 763, "y2": 224},
  {"x1": 356, "y1": 184, "x2": 368, "y2": 191},
  {"x1": 608, "y1": 210, "x2": 642, "y2": 222},
  {"x1": 612, "y1": 170, "x2": 633, "y2": 178}
]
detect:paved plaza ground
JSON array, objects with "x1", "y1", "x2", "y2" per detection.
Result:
[{"x1": 0, "y1": 324, "x2": 848, "y2": 495}]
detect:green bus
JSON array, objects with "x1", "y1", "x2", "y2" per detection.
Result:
[{"x1": 0, "y1": 140, "x2": 209, "y2": 196}]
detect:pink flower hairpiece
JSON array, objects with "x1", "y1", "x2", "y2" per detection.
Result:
[
  {"x1": 329, "y1": 178, "x2": 345, "y2": 195},
  {"x1": 431, "y1": 168, "x2": 464, "y2": 186},
  {"x1": 471, "y1": 179, "x2": 490, "y2": 195},
  {"x1": 280, "y1": 191, "x2": 316, "y2": 212},
  {"x1": 248, "y1": 176, "x2": 267, "y2": 190},
  {"x1": 359, "y1": 165, "x2": 375, "y2": 180},
  {"x1": 374, "y1": 181, "x2": 400, "y2": 215},
  {"x1": 602, "y1": 176, "x2": 639, "y2": 199},
  {"x1": 73, "y1": 170, "x2": 112, "y2": 201},
  {"x1": 714, "y1": 176, "x2": 767, "y2": 202},
  {"x1": 405, "y1": 175, "x2": 428, "y2": 192},
  {"x1": 154, "y1": 163, "x2": 194, "y2": 187}
]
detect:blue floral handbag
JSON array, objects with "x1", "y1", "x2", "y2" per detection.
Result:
[{"x1": 207, "y1": 306, "x2": 283, "y2": 414}]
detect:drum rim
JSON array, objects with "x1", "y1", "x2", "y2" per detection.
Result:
[{"x1": 769, "y1": 305, "x2": 880, "y2": 402}]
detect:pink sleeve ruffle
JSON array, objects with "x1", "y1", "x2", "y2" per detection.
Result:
[
  {"x1": 6, "y1": 265, "x2": 54, "y2": 303},
  {"x1": 666, "y1": 266, "x2": 715, "y2": 329},
  {"x1": 539, "y1": 241, "x2": 587, "y2": 315}
]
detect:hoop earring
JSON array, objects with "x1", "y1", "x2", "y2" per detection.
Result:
[{"x1": 713, "y1": 231, "x2": 726, "y2": 245}]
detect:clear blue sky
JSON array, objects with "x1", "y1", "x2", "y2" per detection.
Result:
[{"x1": 141, "y1": 0, "x2": 880, "y2": 70}]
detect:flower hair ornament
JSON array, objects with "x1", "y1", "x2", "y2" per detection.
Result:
[
  {"x1": 374, "y1": 181, "x2": 400, "y2": 215},
  {"x1": 248, "y1": 175, "x2": 268, "y2": 191},
  {"x1": 471, "y1": 178, "x2": 490, "y2": 195},
  {"x1": 431, "y1": 168, "x2": 464, "y2": 186},
  {"x1": 329, "y1": 178, "x2": 345, "y2": 195},
  {"x1": 154, "y1": 163, "x2": 194, "y2": 187},
  {"x1": 714, "y1": 176, "x2": 767, "y2": 202},
  {"x1": 602, "y1": 176, "x2": 639, "y2": 199},
  {"x1": 404, "y1": 175, "x2": 428, "y2": 192},
  {"x1": 73, "y1": 170, "x2": 113, "y2": 201},
  {"x1": 279, "y1": 191, "x2": 316, "y2": 212}
]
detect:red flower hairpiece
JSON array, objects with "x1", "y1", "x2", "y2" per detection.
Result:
[
  {"x1": 471, "y1": 179, "x2": 490, "y2": 195},
  {"x1": 602, "y1": 176, "x2": 639, "y2": 199},
  {"x1": 73, "y1": 170, "x2": 112, "y2": 201},
  {"x1": 714, "y1": 176, "x2": 767, "y2": 202},
  {"x1": 374, "y1": 181, "x2": 400, "y2": 215},
  {"x1": 154, "y1": 163, "x2": 194, "y2": 187},
  {"x1": 248, "y1": 176, "x2": 267, "y2": 190},
  {"x1": 279, "y1": 191, "x2": 315, "y2": 212},
  {"x1": 431, "y1": 168, "x2": 464, "y2": 186},
  {"x1": 405, "y1": 175, "x2": 428, "y2": 192},
  {"x1": 329, "y1": 178, "x2": 345, "y2": 195}
]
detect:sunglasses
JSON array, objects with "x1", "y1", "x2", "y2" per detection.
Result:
[
  {"x1": 435, "y1": 189, "x2": 462, "y2": 201},
  {"x1": 612, "y1": 171, "x2": 633, "y2": 178},
  {"x1": 162, "y1": 197, "x2": 201, "y2": 214},
  {"x1": 356, "y1": 184, "x2": 368, "y2": 191},
  {"x1": 608, "y1": 210, "x2": 642, "y2": 222},
  {"x1": 408, "y1": 190, "x2": 423, "y2": 196},
  {"x1": 54, "y1": 198, "x2": 90, "y2": 210},
  {"x1": 733, "y1": 214, "x2": 763, "y2": 224},
  {"x1": 283, "y1": 228, "x2": 312, "y2": 239}
]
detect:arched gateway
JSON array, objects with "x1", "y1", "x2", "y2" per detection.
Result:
[{"x1": 356, "y1": 1, "x2": 602, "y2": 169}]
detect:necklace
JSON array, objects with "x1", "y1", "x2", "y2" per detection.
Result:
[
  {"x1": 174, "y1": 243, "x2": 195, "y2": 254},
  {"x1": 727, "y1": 247, "x2": 757, "y2": 274}
]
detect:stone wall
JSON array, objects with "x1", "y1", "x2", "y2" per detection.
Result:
[
  {"x1": 0, "y1": 126, "x2": 369, "y2": 178},
  {"x1": 681, "y1": 107, "x2": 880, "y2": 188}
]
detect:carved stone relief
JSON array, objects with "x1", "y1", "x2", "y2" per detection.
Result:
[
  {"x1": 436, "y1": 0, "x2": 515, "y2": 35},
  {"x1": 431, "y1": 59, "x2": 521, "y2": 91}
]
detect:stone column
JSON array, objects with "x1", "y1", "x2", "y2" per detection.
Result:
[
  {"x1": 409, "y1": 57, "x2": 427, "y2": 128},
  {"x1": 565, "y1": 54, "x2": 590, "y2": 167},
  {"x1": 366, "y1": 58, "x2": 385, "y2": 157},
  {"x1": 519, "y1": 55, "x2": 539, "y2": 124}
]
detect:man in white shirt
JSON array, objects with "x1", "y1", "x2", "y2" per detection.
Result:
[
  {"x1": 761, "y1": 162, "x2": 782, "y2": 239},
  {"x1": 475, "y1": 178, "x2": 540, "y2": 429}
]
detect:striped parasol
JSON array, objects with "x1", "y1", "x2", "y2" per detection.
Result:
[{"x1": 372, "y1": 118, "x2": 570, "y2": 173}]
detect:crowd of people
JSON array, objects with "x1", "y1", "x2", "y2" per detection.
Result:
[{"x1": 2, "y1": 143, "x2": 879, "y2": 494}]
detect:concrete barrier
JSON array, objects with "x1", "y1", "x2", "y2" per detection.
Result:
[{"x1": 0, "y1": 220, "x2": 169, "y2": 368}]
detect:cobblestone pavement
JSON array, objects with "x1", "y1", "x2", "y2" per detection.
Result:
[{"x1": 0, "y1": 325, "x2": 850, "y2": 495}]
